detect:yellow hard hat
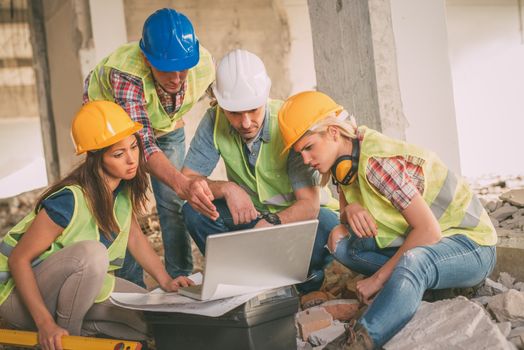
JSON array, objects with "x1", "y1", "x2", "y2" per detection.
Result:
[
  {"x1": 71, "y1": 101, "x2": 142, "y2": 154},
  {"x1": 278, "y1": 91, "x2": 343, "y2": 153}
]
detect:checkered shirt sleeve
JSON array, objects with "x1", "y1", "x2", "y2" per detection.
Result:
[{"x1": 365, "y1": 155, "x2": 425, "y2": 211}]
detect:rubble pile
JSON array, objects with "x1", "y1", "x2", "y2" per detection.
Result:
[
  {"x1": 473, "y1": 176, "x2": 524, "y2": 232},
  {"x1": 0, "y1": 175, "x2": 523, "y2": 350},
  {"x1": 0, "y1": 188, "x2": 40, "y2": 237},
  {"x1": 296, "y1": 264, "x2": 524, "y2": 349}
]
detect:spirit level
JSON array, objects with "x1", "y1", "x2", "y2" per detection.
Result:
[{"x1": 0, "y1": 328, "x2": 142, "y2": 349}]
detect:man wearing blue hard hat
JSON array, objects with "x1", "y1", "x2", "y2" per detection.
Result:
[{"x1": 83, "y1": 8, "x2": 218, "y2": 286}]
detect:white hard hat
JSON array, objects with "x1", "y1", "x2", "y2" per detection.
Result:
[{"x1": 212, "y1": 49, "x2": 271, "y2": 112}]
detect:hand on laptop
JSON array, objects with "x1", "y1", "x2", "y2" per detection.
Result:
[{"x1": 160, "y1": 276, "x2": 195, "y2": 292}]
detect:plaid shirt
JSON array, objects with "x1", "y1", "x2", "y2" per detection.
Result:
[
  {"x1": 83, "y1": 69, "x2": 187, "y2": 160},
  {"x1": 357, "y1": 131, "x2": 425, "y2": 211}
]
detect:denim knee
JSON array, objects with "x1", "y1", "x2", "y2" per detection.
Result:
[
  {"x1": 391, "y1": 247, "x2": 433, "y2": 290},
  {"x1": 182, "y1": 202, "x2": 199, "y2": 227}
]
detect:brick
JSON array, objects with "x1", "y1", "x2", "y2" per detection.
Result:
[
  {"x1": 320, "y1": 299, "x2": 360, "y2": 321},
  {"x1": 296, "y1": 307, "x2": 333, "y2": 341},
  {"x1": 300, "y1": 291, "x2": 330, "y2": 310}
]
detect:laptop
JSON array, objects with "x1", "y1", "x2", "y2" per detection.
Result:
[{"x1": 178, "y1": 219, "x2": 319, "y2": 301}]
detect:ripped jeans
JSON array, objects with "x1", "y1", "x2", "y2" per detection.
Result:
[{"x1": 332, "y1": 233, "x2": 496, "y2": 347}]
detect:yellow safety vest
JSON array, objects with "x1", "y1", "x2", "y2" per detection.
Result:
[
  {"x1": 213, "y1": 100, "x2": 338, "y2": 213},
  {"x1": 342, "y1": 126, "x2": 497, "y2": 248},
  {"x1": 0, "y1": 185, "x2": 132, "y2": 305},
  {"x1": 86, "y1": 42, "x2": 215, "y2": 133}
]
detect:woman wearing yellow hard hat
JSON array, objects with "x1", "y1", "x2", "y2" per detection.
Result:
[
  {"x1": 278, "y1": 91, "x2": 497, "y2": 349},
  {"x1": 0, "y1": 101, "x2": 193, "y2": 350}
]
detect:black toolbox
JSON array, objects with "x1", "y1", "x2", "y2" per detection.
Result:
[{"x1": 145, "y1": 286, "x2": 299, "y2": 350}]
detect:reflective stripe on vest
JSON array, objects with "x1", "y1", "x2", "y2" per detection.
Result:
[
  {"x1": 342, "y1": 126, "x2": 496, "y2": 248},
  {"x1": 86, "y1": 43, "x2": 215, "y2": 133},
  {"x1": 0, "y1": 185, "x2": 132, "y2": 305}
]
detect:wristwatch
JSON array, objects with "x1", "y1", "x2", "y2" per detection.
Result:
[{"x1": 261, "y1": 212, "x2": 281, "y2": 225}]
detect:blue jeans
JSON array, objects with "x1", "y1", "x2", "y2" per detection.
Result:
[
  {"x1": 183, "y1": 199, "x2": 339, "y2": 293},
  {"x1": 115, "y1": 248, "x2": 145, "y2": 288},
  {"x1": 150, "y1": 129, "x2": 193, "y2": 277},
  {"x1": 333, "y1": 233, "x2": 496, "y2": 347}
]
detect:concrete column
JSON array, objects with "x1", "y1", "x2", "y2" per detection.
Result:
[
  {"x1": 307, "y1": 0, "x2": 407, "y2": 139},
  {"x1": 41, "y1": 0, "x2": 94, "y2": 175}
]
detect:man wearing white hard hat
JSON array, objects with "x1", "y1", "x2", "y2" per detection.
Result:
[{"x1": 181, "y1": 49, "x2": 339, "y2": 292}]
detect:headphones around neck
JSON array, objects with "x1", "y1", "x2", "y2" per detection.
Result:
[{"x1": 330, "y1": 138, "x2": 360, "y2": 186}]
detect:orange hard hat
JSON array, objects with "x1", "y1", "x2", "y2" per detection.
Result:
[
  {"x1": 71, "y1": 101, "x2": 142, "y2": 154},
  {"x1": 278, "y1": 91, "x2": 343, "y2": 153}
]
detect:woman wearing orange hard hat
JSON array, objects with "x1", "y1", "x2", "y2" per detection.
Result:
[
  {"x1": 278, "y1": 91, "x2": 497, "y2": 349},
  {"x1": 0, "y1": 101, "x2": 192, "y2": 350}
]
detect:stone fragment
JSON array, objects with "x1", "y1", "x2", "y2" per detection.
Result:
[
  {"x1": 509, "y1": 327, "x2": 524, "y2": 340},
  {"x1": 509, "y1": 335, "x2": 523, "y2": 349},
  {"x1": 472, "y1": 296, "x2": 493, "y2": 306},
  {"x1": 384, "y1": 297, "x2": 512, "y2": 350},
  {"x1": 320, "y1": 299, "x2": 360, "y2": 321},
  {"x1": 499, "y1": 272, "x2": 517, "y2": 289},
  {"x1": 296, "y1": 339, "x2": 313, "y2": 350},
  {"x1": 321, "y1": 261, "x2": 355, "y2": 297},
  {"x1": 344, "y1": 274, "x2": 365, "y2": 298},
  {"x1": 296, "y1": 307, "x2": 333, "y2": 341},
  {"x1": 492, "y1": 206, "x2": 519, "y2": 222},
  {"x1": 487, "y1": 200, "x2": 500, "y2": 212},
  {"x1": 308, "y1": 321, "x2": 346, "y2": 346},
  {"x1": 300, "y1": 291, "x2": 330, "y2": 310},
  {"x1": 477, "y1": 278, "x2": 509, "y2": 296},
  {"x1": 514, "y1": 282, "x2": 524, "y2": 292},
  {"x1": 488, "y1": 290, "x2": 524, "y2": 324},
  {"x1": 500, "y1": 189, "x2": 524, "y2": 208},
  {"x1": 497, "y1": 322, "x2": 513, "y2": 337}
]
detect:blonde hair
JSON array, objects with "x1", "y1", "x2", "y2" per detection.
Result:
[{"x1": 302, "y1": 111, "x2": 358, "y2": 186}]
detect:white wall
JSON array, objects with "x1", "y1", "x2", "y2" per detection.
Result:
[
  {"x1": 446, "y1": 3, "x2": 524, "y2": 177},
  {"x1": 390, "y1": 0, "x2": 462, "y2": 174}
]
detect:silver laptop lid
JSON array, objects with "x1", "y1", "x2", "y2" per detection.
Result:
[{"x1": 200, "y1": 219, "x2": 319, "y2": 300}]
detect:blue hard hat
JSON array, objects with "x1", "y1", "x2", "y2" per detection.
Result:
[{"x1": 139, "y1": 8, "x2": 200, "y2": 72}]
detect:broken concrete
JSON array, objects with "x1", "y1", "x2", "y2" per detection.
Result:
[
  {"x1": 492, "y1": 205, "x2": 519, "y2": 222},
  {"x1": 296, "y1": 307, "x2": 333, "y2": 341},
  {"x1": 384, "y1": 297, "x2": 513, "y2": 350},
  {"x1": 498, "y1": 322, "x2": 513, "y2": 338},
  {"x1": 308, "y1": 321, "x2": 346, "y2": 347},
  {"x1": 500, "y1": 189, "x2": 524, "y2": 208},
  {"x1": 488, "y1": 290, "x2": 524, "y2": 325},
  {"x1": 477, "y1": 278, "x2": 509, "y2": 296}
]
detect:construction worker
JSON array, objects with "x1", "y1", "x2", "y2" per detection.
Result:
[
  {"x1": 83, "y1": 8, "x2": 218, "y2": 286},
  {"x1": 181, "y1": 50, "x2": 339, "y2": 293},
  {"x1": 278, "y1": 91, "x2": 497, "y2": 349},
  {"x1": 0, "y1": 101, "x2": 193, "y2": 350}
]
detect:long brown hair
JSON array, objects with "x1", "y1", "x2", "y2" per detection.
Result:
[{"x1": 35, "y1": 134, "x2": 149, "y2": 239}]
